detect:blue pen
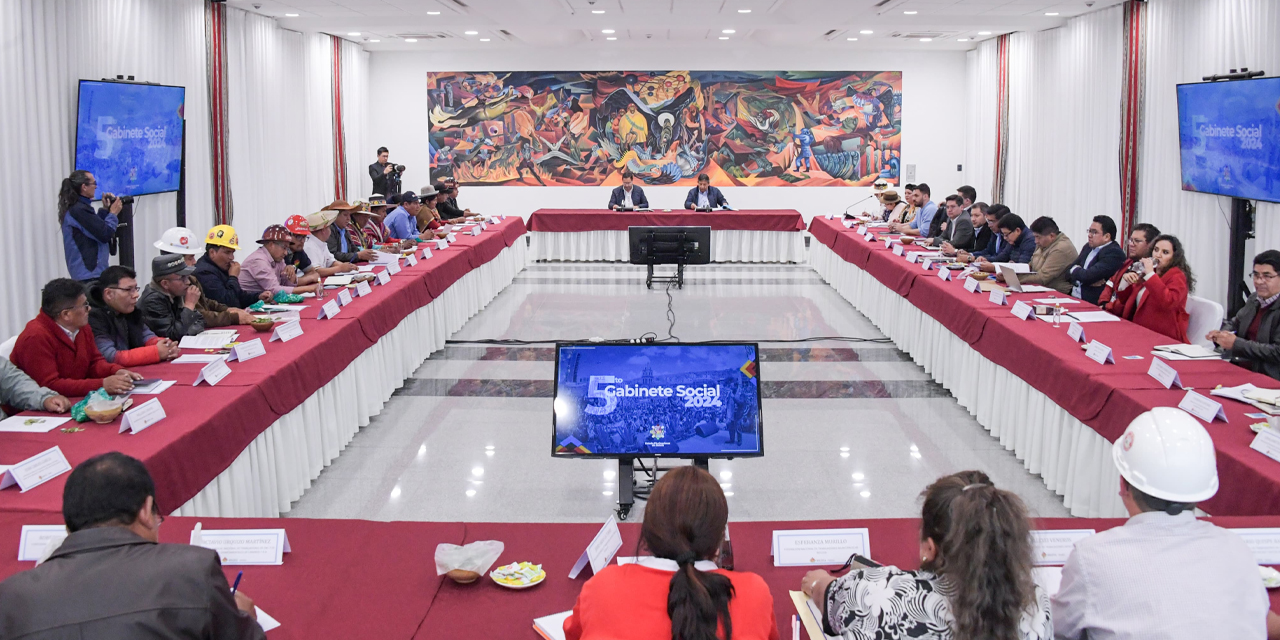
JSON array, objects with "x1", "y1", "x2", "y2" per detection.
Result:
[{"x1": 230, "y1": 571, "x2": 243, "y2": 595}]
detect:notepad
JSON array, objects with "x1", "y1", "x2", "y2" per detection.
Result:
[
  {"x1": 323, "y1": 275, "x2": 353, "y2": 286},
  {"x1": 789, "y1": 591, "x2": 839, "y2": 640},
  {"x1": 1153, "y1": 343, "x2": 1219, "y2": 359},
  {"x1": 532, "y1": 611, "x2": 571, "y2": 640},
  {"x1": 178, "y1": 330, "x2": 239, "y2": 349}
]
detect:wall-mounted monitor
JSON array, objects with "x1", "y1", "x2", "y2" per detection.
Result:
[
  {"x1": 75, "y1": 80, "x2": 186, "y2": 198},
  {"x1": 1176, "y1": 77, "x2": 1280, "y2": 203}
]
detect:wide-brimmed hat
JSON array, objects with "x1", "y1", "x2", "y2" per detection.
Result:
[
  {"x1": 322, "y1": 199, "x2": 359, "y2": 212},
  {"x1": 878, "y1": 190, "x2": 901, "y2": 204},
  {"x1": 257, "y1": 224, "x2": 293, "y2": 244},
  {"x1": 306, "y1": 210, "x2": 338, "y2": 230},
  {"x1": 367, "y1": 194, "x2": 388, "y2": 208},
  {"x1": 419, "y1": 186, "x2": 439, "y2": 199}
]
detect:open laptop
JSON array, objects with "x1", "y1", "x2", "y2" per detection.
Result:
[{"x1": 999, "y1": 265, "x2": 1054, "y2": 293}]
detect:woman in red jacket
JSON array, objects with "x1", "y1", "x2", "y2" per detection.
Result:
[
  {"x1": 564, "y1": 466, "x2": 778, "y2": 640},
  {"x1": 1105, "y1": 234, "x2": 1193, "y2": 343}
]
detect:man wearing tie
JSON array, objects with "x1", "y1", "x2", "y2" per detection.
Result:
[
  {"x1": 608, "y1": 171, "x2": 649, "y2": 210},
  {"x1": 684, "y1": 174, "x2": 729, "y2": 210},
  {"x1": 931, "y1": 195, "x2": 975, "y2": 252}
]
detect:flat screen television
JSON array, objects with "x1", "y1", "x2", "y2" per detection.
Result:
[
  {"x1": 1176, "y1": 77, "x2": 1280, "y2": 203},
  {"x1": 552, "y1": 343, "x2": 763, "y2": 459},
  {"x1": 75, "y1": 80, "x2": 186, "y2": 198}
]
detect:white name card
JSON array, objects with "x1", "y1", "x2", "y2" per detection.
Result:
[
  {"x1": 376, "y1": 270, "x2": 392, "y2": 286},
  {"x1": 1031, "y1": 529, "x2": 1095, "y2": 566},
  {"x1": 227, "y1": 338, "x2": 265, "y2": 363},
  {"x1": 569, "y1": 516, "x2": 623, "y2": 579},
  {"x1": 771, "y1": 528, "x2": 870, "y2": 567},
  {"x1": 856, "y1": 225, "x2": 867, "y2": 234},
  {"x1": 1085, "y1": 341, "x2": 1115, "y2": 365},
  {"x1": 435, "y1": 239, "x2": 449, "y2": 250},
  {"x1": 386, "y1": 259, "x2": 402, "y2": 275},
  {"x1": 1179, "y1": 390, "x2": 1227, "y2": 423},
  {"x1": 470, "y1": 225, "x2": 482, "y2": 236},
  {"x1": 446, "y1": 233, "x2": 458, "y2": 242},
  {"x1": 0, "y1": 447, "x2": 72, "y2": 493},
  {"x1": 317, "y1": 298, "x2": 342, "y2": 320},
  {"x1": 334, "y1": 288, "x2": 351, "y2": 307},
  {"x1": 825, "y1": 213, "x2": 835, "y2": 220},
  {"x1": 989, "y1": 289, "x2": 1007, "y2": 306},
  {"x1": 1067, "y1": 322, "x2": 1086, "y2": 343},
  {"x1": 937, "y1": 267, "x2": 952, "y2": 281},
  {"x1": 864, "y1": 232, "x2": 874, "y2": 242},
  {"x1": 193, "y1": 357, "x2": 232, "y2": 387},
  {"x1": 479, "y1": 221, "x2": 488, "y2": 230},
  {"x1": 842, "y1": 219, "x2": 855, "y2": 228},
  {"x1": 1011, "y1": 300, "x2": 1034, "y2": 320},
  {"x1": 270, "y1": 320, "x2": 303, "y2": 343},
  {"x1": 883, "y1": 238, "x2": 893, "y2": 249},
  {"x1": 421, "y1": 248, "x2": 433, "y2": 260},
  {"x1": 963, "y1": 276, "x2": 981, "y2": 293},
  {"x1": 892, "y1": 243, "x2": 904, "y2": 256},
  {"x1": 1251, "y1": 429, "x2": 1280, "y2": 466},
  {"x1": 921, "y1": 258, "x2": 935, "y2": 270},
  {"x1": 192, "y1": 527, "x2": 291, "y2": 566},
  {"x1": 119, "y1": 398, "x2": 166, "y2": 435},
  {"x1": 489, "y1": 216, "x2": 502, "y2": 225},
  {"x1": 1147, "y1": 357, "x2": 1184, "y2": 390},
  {"x1": 405, "y1": 252, "x2": 418, "y2": 266},
  {"x1": 1230, "y1": 528, "x2": 1280, "y2": 565},
  {"x1": 18, "y1": 525, "x2": 66, "y2": 562},
  {"x1": 355, "y1": 281, "x2": 373, "y2": 298}
]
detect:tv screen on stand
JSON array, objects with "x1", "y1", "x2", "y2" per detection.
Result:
[
  {"x1": 74, "y1": 80, "x2": 186, "y2": 198},
  {"x1": 1176, "y1": 77, "x2": 1280, "y2": 203},
  {"x1": 552, "y1": 343, "x2": 763, "y2": 459}
]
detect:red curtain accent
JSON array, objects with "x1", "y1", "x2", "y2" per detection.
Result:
[
  {"x1": 1118, "y1": 0, "x2": 1148, "y2": 236},
  {"x1": 330, "y1": 35, "x2": 347, "y2": 202},
  {"x1": 205, "y1": 1, "x2": 231, "y2": 224},
  {"x1": 991, "y1": 34, "x2": 1011, "y2": 204}
]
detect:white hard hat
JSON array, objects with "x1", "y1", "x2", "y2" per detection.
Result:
[
  {"x1": 1112, "y1": 407, "x2": 1219, "y2": 503},
  {"x1": 154, "y1": 227, "x2": 204, "y2": 255}
]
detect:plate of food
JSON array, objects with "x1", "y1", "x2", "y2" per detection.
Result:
[
  {"x1": 1260, "y1": 566, "x2": 1280, "y2": 589},
  {"x1": 490, "y1": 562, "x2": 546, "y2": 589}
]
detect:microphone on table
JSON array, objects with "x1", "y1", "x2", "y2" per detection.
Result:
[{"x1": 843, "y1": 194, "x2": 878, "y2": 218}]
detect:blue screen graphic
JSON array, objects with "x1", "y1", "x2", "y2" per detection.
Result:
[
  {"x1": 75, "y1": 80, "x2": 186, "y2": 197},
  {"x1": 553, "y1": 344, "x2": 762, "y2": 457},
  {"x1": 1177, "y1": 77, "x2": 1280, "y2": 203}
]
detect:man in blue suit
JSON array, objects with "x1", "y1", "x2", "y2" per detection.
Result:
[
  {"x1": 608, "y1": 171, "x2": 649, "y2": 210},
  {"x1": 684, "y1": 174, "x2": 730, "y2": 210},
  {"x1": 1066, "y1": 214, "x2": 1127, "y2": 304}
]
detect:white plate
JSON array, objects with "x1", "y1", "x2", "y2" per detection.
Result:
[
  {"x1": 1260, "y1": 566, "x2": 1280, "y2": 589},
  {"x1": 490, "y1": 570, "x2": 546, "y2": 590}
]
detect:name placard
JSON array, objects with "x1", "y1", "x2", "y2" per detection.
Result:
[
  {"x1": 771, "y1": 528, "x2": 870, "y2": 567},
  {"x1": 0, "y1": 447, "x2": 72, "y2": 493},
  {"x1": 1011, "y1": 300, "x2": 1035, "y2": 320},
  {"x1": 864, "y1": 232, "x2": 875, "y2": 242},
  {"x1": 963, "y1": 276, "x2": 981, "y2": 293},
  {"x1": 856, "y1": 225, "x2": 867, "y2": 234},
  {"x1": 120, "y1": 398, "x2": 166, "y2": 435},
  {"x1": 937, "y1": 267, "x2": 952, "y2": 281},
  {"x1": 405, "y1": 252, "x2": 418, "y2": 266},
  {"x1": 1251, "y1": 429, "x2": 1280, "y2": 465},
  {"x1": 316, "y1": 299, "x2": 342, "y2": 320},
  {"x1": 1084, "y1": 341, "x2": 1115, "y2": 365},
  {"x1": 1067, "y1": 322, "x2": 1086, "y2": 343},
  {"x1": 1031, "y1": 529, "x2": 1095, "y2": 566},
  {"x1": 355, "y1": 281, "x2": 373, "y2": 297},
  {"x1": 470, "y1": 225, "x2": 482, "y2": 236},
  {"x1": 376, "y1": 270, "x2": 392, "y2": 286},
  {"x1": 1147, "y1": 357, "x2": 1184, "y2": 390},
  {"x1": 270, "y1": 321, "x2": 303, "y2": 342},
  {"x1": 1179, "y1": 390, "x2": 1227, "y2": 423},
  {"x1": 892, "y1": 243, "x2": 904, "y2": 256},
  {"x1": 435, "y1": 239, "x2": 449, "y2": 250},
  {"x1": 386, "y1": 259, "x2": 402, "y2": 275},
  {"x1": 569, "y1": 516, "x2": 623, "y2": 579},
  {"x1": 192, "y1": 527, "x2": 291, "y2": 566},
  {"x1": 1230, "y1": 528, "x2": 1280, "y2": 565},
  {"x1": 421, "y1": 248, "x2": 433, "y2": 260},
  {"x1": 989, "y1": 289, "x2": 1007, "y2": 306},
  {"x1": 227, "y1": 338, "x2": 266, "y2": 363},
  {"x1": 18, "y1": 524, "x2": 67, "y2": 562},
  {"x1": 446, "y1": 233, "x2": 458, "y2": 242},
  {"x1": 193, "y1": 358, "x2": 232, "y2": 386}
]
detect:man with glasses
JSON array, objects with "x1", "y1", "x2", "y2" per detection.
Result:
[
  {"x1": 10, "y1": 279, "x2": 142, "y2": 397},
  {"x1": 1096, "y1": 223, "x2": 1161, "y2": 310},
  {"x1": 1066, "y1": 215, "x2": 1126, "y2": 304},
  {"x1": 0, "y1": 452, "x2": 266, "y2": 639},
  {"x1": 140, "y1": 255, "x2": 207, "y2": 341},
  {"x1": 975, "y1": 213, "x2": 1037, "y2": 273},
  {"x1": 88, "y1": 265, "x2": 179, "y2": 366},
  {"x1": 1208, "y1": 250, "x2": 1280, "y2": 380},
  {"x1": 237, "y1": 225, "x2": 320, "y2": 297}
]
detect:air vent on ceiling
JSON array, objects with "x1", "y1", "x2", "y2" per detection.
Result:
[
  {"x1": 397, "y1": 32, "x2": 453, "y2": 39},
  {"x1": 445, "y1": 0, "x2": 469, "y2": 8},
  {"x1": 823, "y1": 29, "x2": 838, "y2": 37}
]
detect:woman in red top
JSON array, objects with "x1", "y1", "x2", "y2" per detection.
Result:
[
  {"x1": 1105, "y1": 234, "x2": 1193, "y2": 343},
  {"x1": 564, "y1": 466, "x2": 778, "y2": 640}
]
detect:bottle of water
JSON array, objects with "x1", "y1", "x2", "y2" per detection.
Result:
[{"x1": 1052, "y1": 304, "x2": 1061, "y2": 328}]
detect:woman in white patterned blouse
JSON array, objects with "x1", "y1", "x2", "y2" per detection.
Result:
[{"x1": 801, "y1": 471, "x2": 1052, "y2": 640}]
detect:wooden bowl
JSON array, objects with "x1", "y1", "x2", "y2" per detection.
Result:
[
  {"x1": 84, "y1": 401, "x2": 124, "y2": 424},
  {"x1": 250, "y1": 319, "x2": 275, "y2": 333},
  {"x1": 900, "y1": 236, "x2": 915, "y2": 245},
  {"x1": 972, "y1": 272, "x2": 989, "y2": 281},
  {"x1": 446, "y1": 569, "x2": 481, "y2": 584}
]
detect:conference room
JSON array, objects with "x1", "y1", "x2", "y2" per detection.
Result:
[{"x1": 1, "y1": 0, "x2": 1280, "y2": 638}]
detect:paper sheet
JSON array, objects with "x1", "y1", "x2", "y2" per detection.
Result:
[
  {"x1": 1062, "y1": 311, "x2": 1123, "y2": 323},
  {"x1": 789, "y1": 591, "x2": 839, "y2": 640},
  {"x1": 323, "y1": 275, "x2": 353, "y2": 286},
  {"x1": 1153, "y1": 344, "x2": 1220, "y2": 359},
  {"x1": 1211, "y1": 383, "x2": 1260, "y2": 403},
  {"x1": 0, "y1": 416, "x2": 70, "y2": 433},
  {"x1": 173, "y1": 354, "x2": 226, "y2": 364},
  {"x1": 256, "y1": 607, "x2": 280, "y2": 632},
  {"x1": 1016, "y1": 284, "x2": 1057, "y2": 293},
  {"x1": 532, "y1": 611, "x2": 570, "y2": 640},
  {"x1": 129, "y1": 380, "x2": 175, "y2": 395},
  {"x1": 993, "y1": 262, "x2": 1031, "y2": 274},
  {"x1": 178, "y1": 330, "x2": 239, "y2": 349},
  {"x1": 1033, "y1": 297, "x2": 1082, "y2": 304},
  {"x1": 259, "y1": 304, "x2": 308, "y2": 312}
]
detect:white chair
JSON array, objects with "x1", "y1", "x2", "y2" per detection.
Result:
[
  {"x1": 1185, "y1": 295, "x2": 1224, "y2": 348},
  {"x1": 0, "y1": 336, "x2": 16, "y2": 360}
]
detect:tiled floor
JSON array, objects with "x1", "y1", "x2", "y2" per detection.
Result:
[{"x1": 286, "y1": 263, "x2": 1072, "y2": 523}]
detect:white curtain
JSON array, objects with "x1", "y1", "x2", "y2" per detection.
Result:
[
  {"x1": 965, "y1": 40, "x2": 1000, "y2": 202},
  {"x1": 340, "y1": 40, "x2": 371, "y2": 202},
  {"x1": 1001, "y1": 6, "x2": 1125, "y2": 242},
  {"x1": 0, "y1": 0, "x2": 213, "y2": 340},
  {"x1": 223, "y1": 8, "x2": 336, "y2": 250},
  {"x1": 1140, "y1": 0, "x2": 1280, "y2": 308}
]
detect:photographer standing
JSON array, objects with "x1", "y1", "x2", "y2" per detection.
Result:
[
  {"x1": 369, "y1": 147, "x2": 403, "y2": 197},
  {"x1": 58, "y1": 170, "x2": 121, "y2": 284}
]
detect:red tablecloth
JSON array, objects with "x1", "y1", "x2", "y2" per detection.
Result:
[
  {"x1": 0, "y1": 219, "x2": 527, "y2": 515},
  {"x1": 528, "y1": 209, "x2": 806, "y2": 232},
  {"x1": 808, "y1": 217, "x2": 1280, "y2": 516}
]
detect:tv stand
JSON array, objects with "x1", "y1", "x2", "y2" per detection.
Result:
[{"x1": 615, "y1": 457, "x2": 710, "y2": 521}]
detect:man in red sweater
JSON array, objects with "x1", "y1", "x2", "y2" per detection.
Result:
[{"x1": 11, "y1": 279, "x2": 142, "y2": 397}]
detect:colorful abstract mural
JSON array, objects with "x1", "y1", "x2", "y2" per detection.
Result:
[{"x1": 427, "y1": 70, "x2": 901, "y2": 187}]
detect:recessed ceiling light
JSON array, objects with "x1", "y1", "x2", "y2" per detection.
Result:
[
  {"x1": 405, "y1": 38, "x2": 418, "y2": 42},
  {"x1": 369, "y1": 39, "x2": 380, "y2": 42},
  {"x1": 427, "y1": 11, "x2": 440, "y2": 15},
  {"x1": 606, "y1": 36, "x2": 617, "y2": 40},
  {"x1": 722, "y1": 29, "x2": 735, "y2": 33},
  {"x1": 860, "y1": 29, "x2": 873, "y2": 34},
  {"x1": 284, "y1": 13, "x2": 298, "y2": 17},
  {"x1": 956, "y1": 38, "x2": 968, "y2": 41},
  {"x1": 978, "y1": 31, "x2": 992, "y2": 35},
  {"x1": 479, "y1": 38, "x2": 490, "y2": 41},
  {"x1": 719, "y1": 36, "x2": 729, "y2": 40},
  {"x1": 1045, "y1": 12, "x2": 1059, "y2": 15},
  {"x1": 904, "y1": 10, "x2": 917, "y2": 14},
  {"x1": 348, "y1": 32, "x2": 360, "y2": 36},
  {"x1": 738, "y1": 9, "x2": 752, "y2": 13},
  {"x1": 464, "y1": 30, "x2": 478, "y2": 35},
  {"x1": 846, "y1": 37, "x2": 858, "y2": 41},
  {"x1": 592, "y1": 9, "x2": 605, "y2": 13},
  {"x1": 602, "y1": 29, "x2": 615, "y2": 33},
  {"x1": 920, "y1": 37, "x2": 932, "y2": 41}
]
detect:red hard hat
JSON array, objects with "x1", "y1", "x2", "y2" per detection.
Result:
[
  {"x1": 284, "y1": 214, "x2": 310, "y2": 235},
  {"x1": 257, "y1": 224, "x2": 293, "y2": 244}
]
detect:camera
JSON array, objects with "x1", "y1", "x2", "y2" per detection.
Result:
[
  {"x1": 105, "y1": 194, "x2": 135, "y2": 206},
  {"x1": 391, "y1": 164, "x2": 406, "y2": 173}
]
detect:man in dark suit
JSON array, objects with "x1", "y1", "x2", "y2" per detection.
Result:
[
  {"x1": 931, "y1": 195, "x2": 976, "y2": 251},
  {"x1": 0, "y1": 452, "x2": 266, "y2": 640},
  {"x1": 684, "y1": 173, "x2": 730, "y2": 210},
  {"x1": 608, "y1": 171, "x2": 649, "y2": 210},
  {"x1": 1066, "y1": 214, "x2": 1126, "y2": 304},
  {"x1": 369, "y1": 146, "x2": 401, "y2": 197}
]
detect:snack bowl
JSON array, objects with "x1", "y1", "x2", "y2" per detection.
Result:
[
  {"x1": 250, "y1": 318, "x2": 275, "y2": 333},
  {"x1": 446, "y1": 569, "x2": 481, "y2": 584},
  {"x1": 1261, "y1": 566, "x2": 1280, "y2": 589},
  {"x1": 972, "y1": 272, "x2": 990, "y2": 281},
  {"x1": 490, "y1": 562, "x2": 546, "y2": 590},
  {"x1": 85, "y1": 399, "x2": 129, "y2": 424},
  {"x1": 900, "y1": 236, "x2": 916, "y2": 245}
]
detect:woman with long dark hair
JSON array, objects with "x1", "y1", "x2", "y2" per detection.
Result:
[
  {"x1": 564, "y1": 465, "x2": 778, "y2": 640},
  {"x1": 1107, "y1": 233, "x2": 1193, "y2": 343},
  {"x1": 802, "y1": 471, "x2": 1051, "y2": 640},
  {"x1": 58, "y1": 170, "x2": 121, "y2": 283}
]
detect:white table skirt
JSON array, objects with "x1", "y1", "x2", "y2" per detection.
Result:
[
  {"x1": 809, "y1": 241, "x2": 1126, "y2": 518},
  {"x1": 174, "y1": 241, "x2": 529, "y2": 518},
  {"x1": 530, "y1": 230, "x2": 805, "y2": 263}
]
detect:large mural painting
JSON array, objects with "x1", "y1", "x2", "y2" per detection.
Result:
[{"x1": 427, "y1": 70, "x2": 901, "y2": 187}]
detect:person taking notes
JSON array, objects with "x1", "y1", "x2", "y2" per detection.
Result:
[
  {"x1": 609, "y1": 171, "x2": 649, "y2": 210},
  {"x1": 684, "y1": 174, "x2": 729, "y2": 210}
]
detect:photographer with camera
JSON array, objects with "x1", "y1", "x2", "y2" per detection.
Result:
[
  {"x1": 370, "y1": 147, "x2": 404, "y2": 197},
  {"x1": 58, "y1": 170, "x2": 122, "y2": 285}
]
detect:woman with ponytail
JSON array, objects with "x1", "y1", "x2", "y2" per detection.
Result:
[
  {"x1": 59, "y1": 170, "x2": 121, "y2": 283},
  {"x1": 802, "y1": 470, "x2": 1051, "y2": 640},
  {"x1": 563, "y1": 465, "x2": 778, "y2": 640}
]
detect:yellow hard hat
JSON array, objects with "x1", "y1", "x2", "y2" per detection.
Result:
[{"x1": 205, "y1": 224, "x2": 240, "y2": 250}]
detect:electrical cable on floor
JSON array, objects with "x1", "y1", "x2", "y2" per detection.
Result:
[{"x1": 661, "y1": 281, "x2": 680, "y2": 342}]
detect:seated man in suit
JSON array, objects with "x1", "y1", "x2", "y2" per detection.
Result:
[
  {"x1": 684, "y1": 173, "x2": 729, "y2": 210},
  {"x1": 0, "y1": 452, "x2": 265, "y2": 639},
  {"x1": 931, "y1": 195, "x2": 975, "y2": 252},
  {"x1": 959, "y1": 203, "x2": 1009, "y2": 263},
  {"x1": 1209, "y1": 250, "x2": 1280, "y2": 381},
  {"x1": 1000, "y1": 216, "x2": 1078, "y2": 293},
  {"x1": 608, "y1": 171, "x2": 649, "y2": 210},
  {"x1": 976, "y1": 213, "x2": 1037, "y2": 272},
  {"x1": 1066, "y1": 214, "x2": 1126, "y2": 304}
]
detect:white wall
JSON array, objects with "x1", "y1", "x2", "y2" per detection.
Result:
[{"x1": 365, "y1": 47, "x2": 970, "y2": 222}]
